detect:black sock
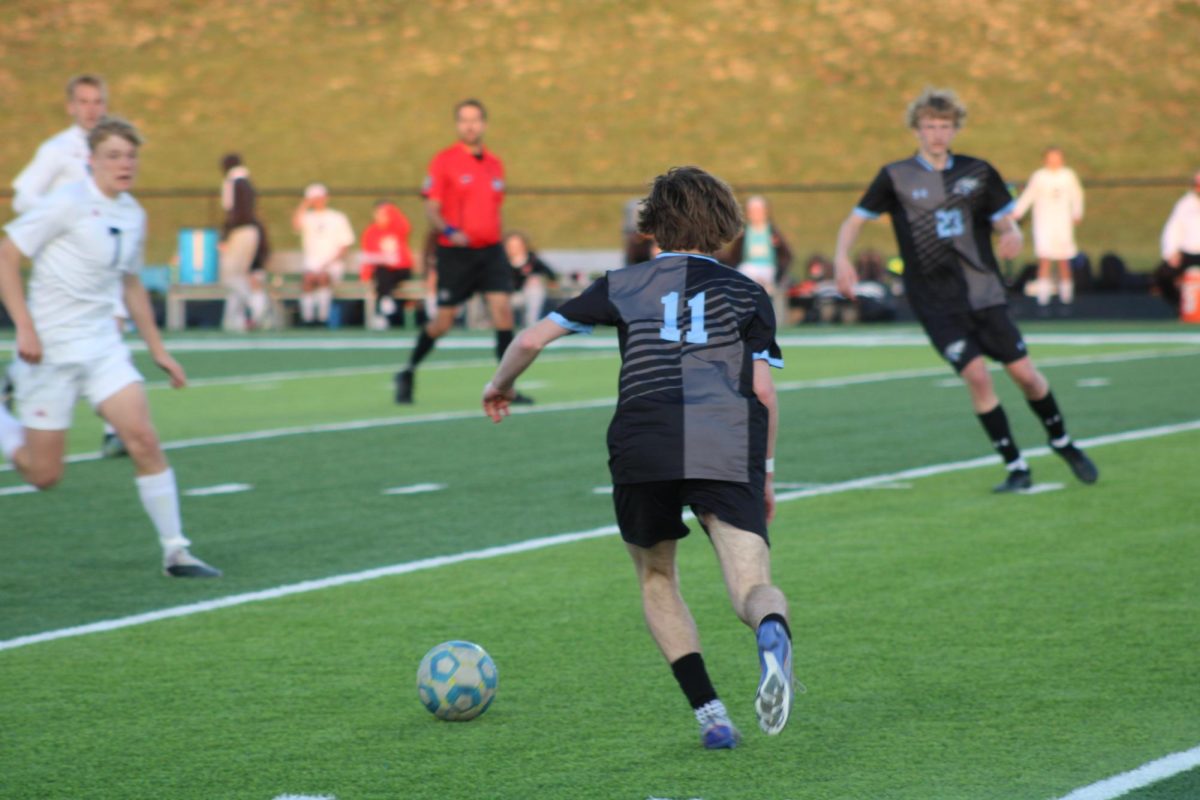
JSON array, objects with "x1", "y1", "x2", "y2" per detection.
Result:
[
  {"x1": 407, "y1": 329, "x2": 437, "y2": 370},
  {"x1": 977, "y1": 405, "x2": 1023, "y2": 467},
  {"x1": 759, "y1": 612, "x2": 792, "y2": 641},
  {"x1": 670, "y1": 652, "x2": 718, "y2": 710},
  {"x1": 495, "y1": 329, "x2": 514, "y2": 361},
  {"x1": 1028, "y1": 390, "x2": 1069, "y2": 443}
]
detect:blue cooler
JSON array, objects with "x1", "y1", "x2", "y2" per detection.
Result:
[{"x1": 177, "y1": 228, "x2": 219, "y2": 284}]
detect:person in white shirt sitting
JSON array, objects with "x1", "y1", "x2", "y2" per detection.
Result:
[{"x1": 292, "y1": 184, "x2": 355, "y2": 327}]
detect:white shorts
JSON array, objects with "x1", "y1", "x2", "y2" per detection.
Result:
[
  {"x1": 738, "y1": 263, "x2": 776, "y2": 288},
  {"x1": 13, "y1": 346, "x2": 143, "y2": 431}
]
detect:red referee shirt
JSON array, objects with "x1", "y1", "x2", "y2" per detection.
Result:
[{"x1": 422, "y1": 142, "x2": 506, "y2": 248}]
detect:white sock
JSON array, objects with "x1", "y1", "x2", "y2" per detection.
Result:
[
  {"x1": 249, "y1": 290, "x2": 269, "y2": 323},
  {"x1": 300, "y1": 292, "x2": 316, "y2": 323},
  {"x1": 316, "y1": 287, "x2": 333, "y2": 322},
  {"x1": 0, "y1": 403, "x2": 25, "y2": 461},
  {"x1": 103, "y1": 421, "x2": 116, "y2": 435},
  {"x1": 1060, "y1": 279, "x2": 1074, "y2": 305},
  {"x1": 135, "y1": 468, "x2": 191, "y2": 553},
  {"x1": 1035, "y1": 278, "x2": 1051, "y2": 306},
  {"x1": 1007, "y1": 457, "x2": 1030, "y2": 473}
]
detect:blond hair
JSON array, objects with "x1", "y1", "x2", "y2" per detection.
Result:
[
  {"x1": 87, "y1": 116, "x2": 142, "y2": 151},
  {"x1": 906, "y1": 87, "x2": 967, "y2": 129},
  {"x1": 66, "y1": 73, "x2": 106, "y2": 101}
]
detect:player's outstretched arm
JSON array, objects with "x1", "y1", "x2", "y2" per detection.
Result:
[
  {"x1": 482, "y1": 318, "x2": 571, "y2": 423},
  {"x1": 122, "y1": 273, "x2": 187, "y2": 389},
  {"x1": 0, "y1": 238, "x2": 41, "y2": 364},
  {"x1": 834, "y1": 212, "x2": 868, "y2": 297}
]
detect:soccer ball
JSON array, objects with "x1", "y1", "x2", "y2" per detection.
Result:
[{"x1": 416, "y1": 640, "x2": 498, "y2": 721}]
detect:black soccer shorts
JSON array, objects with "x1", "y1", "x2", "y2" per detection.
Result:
[
  {"x1": 435, "y1": 244, "x2": 513, "y2": 307},
  {"x1": 917, "y1": 305, "x2": 1028, "y2": 373},
  {"x1": 613, "y1": 479, "x2": 769, "y2": 548}
]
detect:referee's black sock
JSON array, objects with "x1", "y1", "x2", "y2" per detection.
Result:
[
  {"x1": 408, "y1": 329, "x2": 437, "y2": 370},
  {"x1": 1028, "y1": 390, "x2": 1070, "y2": 446},
  {"x1": 670, "y1": 652, "x2": 719, "y2": 710},
  {"x1": 495, "y1": 329, "x2": 514, "y2": 361},
  {"x1": 977, "y1": 404, "x2": 1026, "y2": 470}
]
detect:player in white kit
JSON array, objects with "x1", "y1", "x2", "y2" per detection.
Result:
[
  {"x1": 8, "y1": 74, "x2": 129, "y2": 457},
  {"x1": 1012, "y1": 146, "x2": 1084, "y2": 313},
  {"x1": 0, "y1": 117, "x2": 221, "y2": 578}
]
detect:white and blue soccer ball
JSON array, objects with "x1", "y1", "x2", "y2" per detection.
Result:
[{"x1": 416, "y1": 640, "x2": 498, "y2": 721}]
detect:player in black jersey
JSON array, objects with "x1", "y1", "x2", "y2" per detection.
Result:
[
  {"x1": 834, "y1": 88, "x2": 1097, "y2": 493},
  {"x1": 483, "y1": 167, "x2": 795, "y2": 748}
]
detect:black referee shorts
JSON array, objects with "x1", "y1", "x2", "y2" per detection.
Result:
[
  {"x1": 436, "y1": 244, "x2": 513, "y2": 307},
  {"x1": 918, "y1": 305, "x2": 1028, "y2": 373},
  {"x1": 613, "y1": 479, "x2": 769, "y2": 549}
]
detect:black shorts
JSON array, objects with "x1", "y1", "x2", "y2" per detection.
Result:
[
  {"x1": 436, "y1": 244, "x2": 512, "y2": 307},
  {"x1": 917, "y1": 305, "x2": 1028, "y2": 373},
  {"x1": 613, "y1": 479, "x2": 769, "y2": 549},
  {"x1": 374, "y1": 267, "x2": 413, "y2": 296}
]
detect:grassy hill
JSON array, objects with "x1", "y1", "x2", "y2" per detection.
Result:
[{"x1": 2, "y1": 0, "x2": 1198, "y2": 266}]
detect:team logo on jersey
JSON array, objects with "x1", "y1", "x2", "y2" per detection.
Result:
[
  {"x1": 460, "y1": 174, "x2": 473, "y2": 184},
  {"x1": 952, "y1": 177, "x2": 980, "y2": 196},
  {"x1": 492, "y1": 179, "x2": 504, "y2": 191},
  {"x1": 943, "y1": 339, "x2": 967, "y2": 363},
  {"x1": 911, "y1": 188, "x2": 929, "y2": 200}
]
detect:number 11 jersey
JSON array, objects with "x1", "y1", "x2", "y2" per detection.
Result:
[
  {"x1": 549, "y1": 252, "x2": 783, "y2": 485},
  {"x1": 853, "y1": 153, "x2": 1015, "y2": 314}
]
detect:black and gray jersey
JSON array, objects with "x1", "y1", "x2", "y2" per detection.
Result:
[
  {"x1": 550, "y1": 253, "x2": 783, "y2": 485},
  {"x1": 855, "y1": 153, "x2": 1016, "y2": 314}
]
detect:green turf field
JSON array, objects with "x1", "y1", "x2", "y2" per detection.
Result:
[{"x1": 2, "y1": 325, "x2": 1199, "y2": 799}]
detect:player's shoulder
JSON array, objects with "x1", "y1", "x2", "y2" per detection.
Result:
[
  {"x1": 951, "y1": 153, "x2": 996, "y2": 173},
  {"x1": 42, "y1": 126, "x2": 83, "y2": 151}
]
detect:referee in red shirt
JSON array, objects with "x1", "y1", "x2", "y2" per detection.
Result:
[{"x1": 395, "y1": 99, "x2": 530, "y2": 404}]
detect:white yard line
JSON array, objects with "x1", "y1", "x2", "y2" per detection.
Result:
[
  {"x1": 382, "y1": 483, "x2": 447, "y2": 495},
  {"x1": 183, "y1": 483, "x2": 254, "y2": 497},
  {"x1": 1, "y1": 417, "x2": 1197, "y2": 655},
  {"x1": 1049, "y1": 744, "x2": 1200, "y2": 800},
  {"x1": 4, "y1": 347, "x2": 1193, "y2": 476}
]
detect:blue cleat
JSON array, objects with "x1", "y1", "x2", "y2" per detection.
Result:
[
  {"x1": 695, "y1": 699, "x2": 740, "y2": 750},
  {"x1": 755, "y1": 619, "x2": 794, "y2": 735}
]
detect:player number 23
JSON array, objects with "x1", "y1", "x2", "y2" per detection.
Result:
[
  {"x1": 935, "y1": 209, "x2": 964, "y2": 238},
  {"x1": 659, "y1": 291, "x2": 709, "y2": 344}
]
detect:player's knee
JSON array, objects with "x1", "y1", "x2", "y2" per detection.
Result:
[
  {"x1": 120, "y1": 424, "x2": 162, "y2": 460},
  {"x1": 27, "y1": 464, "x2": 64, "y2": 491}
]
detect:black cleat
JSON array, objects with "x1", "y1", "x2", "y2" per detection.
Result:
[
  {"x1": 993, "y1": 469, "x2": 1033, "y2": 493},
  {"x1": 394, "y1": 369, "x2": 414, "y2": 404},
  {"x1": 1053, "y1": 443, "x2": 1098, "y2": 484},
  {"x1": 100, "y1": 432, "x2": 129, "y2": 458},
  {"x1": 163, "y1": 549, "x2": 222, "y2": 578},
  {"x1": 510, "y1": 392, "x2": 535, "y2": 405}
]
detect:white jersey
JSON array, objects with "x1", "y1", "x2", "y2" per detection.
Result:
[
  {"x1": 4, "y1": 177, "x2": 145, "y2": 363},
  {"x1": 1013, "y1": 167, "x2": 1084, "y2": 260},
  {"x1": 299, "y1": 208, "x2": 355, "y2": 273},
  {"x1": 1161, "y1": 191, "x2": 1200, "y2": 259},
  {"x1": 11, "y1": 126, "x2": 90, "y2": 214}
]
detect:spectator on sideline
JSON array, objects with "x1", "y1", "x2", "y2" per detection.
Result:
[
  {"x1": 292, "y1": 183, "x2": 355, "y2": 327},
  {"x1": 218, "y1": 153, "x2": 270, "y2": 331},
  {"x1": 722, "y1": 195, "x2": 793, "y2": 296},
  {"x1": 504, "y1": 230, "x2": 557, "y2": 324},
  {"x1": 1158, "y1": 169, "x2": 1200, "y2": 308},
  {"x1": 1012, "y1": 146, "x2": 1085, "y2": 313},
  {"x1": 359, "y1": 201, "x2": 414, "y2": 330},
  {"x1": 6, "y1": 74, "x2": 131, "y2": 458}
]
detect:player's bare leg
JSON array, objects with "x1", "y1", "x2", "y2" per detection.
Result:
[
  {"x1": 1, "y1": 427, "x2": 67, "y2": 490},
  {"x1": 485, "y1": 291, "x2": 533, "y2": 404},
  {"x1": 1035, "y1": 258, "x2": 1054, "y2": 311},
  {"x1": 960, "y1": 356, "x2": 1031, "y2": 492},
  {"x1": 1005, "y1": 357, "x2": 1098, "y2": 484},
  {"x1": 704, "y1": 514, "x2": 794, "y2": 735},
  {"x1": 1057, "y1": 259, "x2": 1075, "y2": 311},
  {"x1": 627, "y1": 538, "x2": 739, "y2": 748},
  {"x1": 99, "y1": 383, "x2": 220, "y2": 577}
]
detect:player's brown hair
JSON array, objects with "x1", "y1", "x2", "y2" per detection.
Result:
[
  {"x1": 906, "y1": 87, "x2": 967, "y2": 129},
  {"x1": 87, "y1": 116, "x2": 142, "y2": 151},
  {"x1": 455, "y1": 98, "x2": 487, "y2": 120},
  {"x1": 65, "y1": 73, "x2": 106, "y2": 101},
  {"x1": 638, "y1": 166, "x2": 743, "y2": 255}
]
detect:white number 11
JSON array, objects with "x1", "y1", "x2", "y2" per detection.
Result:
[{"x1": 659, "y1": 291, "x2": 708, "y2": 344}]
